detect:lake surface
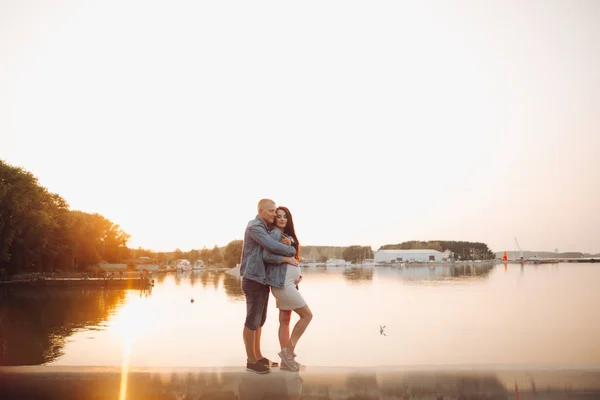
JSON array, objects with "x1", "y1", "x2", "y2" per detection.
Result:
[{"x1": 1, "y1": 263, "x2": 599, "y2": 368}]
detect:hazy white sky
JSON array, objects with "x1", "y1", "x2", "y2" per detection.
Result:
[{"x1": 2, "y1": 0, "x2": 599, "y2": 253}]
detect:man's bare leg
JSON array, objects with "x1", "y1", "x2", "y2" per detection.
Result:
[
  {"x1": 254, "y1": 326, "x2": 264, "y2": 360},
  {"x1": 243, "y1": 326, "x2": 257, "y2": 363}
]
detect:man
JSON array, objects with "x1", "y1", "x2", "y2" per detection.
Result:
[{"x1": 240, "y1": 198, "x2": 298, "y2": 374}]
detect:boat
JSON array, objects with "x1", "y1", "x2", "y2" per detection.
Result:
[
  {"x1": 353, "y1": 259, "x2": 376, "y2": 267},
  {"x1": 325, "y1": 259, "x2": 352, "y2": 267},
  {"x1": 174, "y1": 259, "x2": 192, "y2": 271}
]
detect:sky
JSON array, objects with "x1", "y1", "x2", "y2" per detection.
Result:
[{"x1": 1, "y1": 0, "x2": 599, "y2": 254}]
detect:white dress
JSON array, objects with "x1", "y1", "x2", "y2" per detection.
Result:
[{"x1": 271, "y1": 264, "x2": 306, "y2": 310}]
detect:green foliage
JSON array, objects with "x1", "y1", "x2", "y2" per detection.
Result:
[
  {"x1": 0, "y1": 160, "x2": 131, "y2": 274},
  {"x1": 223, "y1": 240, "x2": 243, "y2": 268},
  {"x1": 342, "y1": 246, "x2": 374, "y2": 263},
  {"x1": 380, "y1": 240, "x2": 443, "y2": 252},
  {"x1": 210, "y1": 245, "x2": 224, "y2": 265},
  {"x1": 300, "y1": 246, "x2": 346, "y2": 261},
  {"x1": 198, "y1": 247, "x2": 212, "y2": 264},
  {"x1": 134, "y1": 246, "x2": 222, "y2": 268}
]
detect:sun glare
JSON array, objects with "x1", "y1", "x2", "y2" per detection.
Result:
[
  {"x1": 112, "y1": 292, "x2": 154, "y2": 341},
  {"x1": 119, "y1": 341, "x2": 131, "y2": 400},
  {"x1": 109, "y1": 291, "x2": 154, "y2": 400}
]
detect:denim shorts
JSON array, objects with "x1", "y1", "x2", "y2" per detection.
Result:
[{"x1": 242, "y1": 277, "x2": 270, "y2": 330}]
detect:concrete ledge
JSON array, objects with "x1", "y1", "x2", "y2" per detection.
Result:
[{"x1": 0, "y1": 366, "x2": 598, "y2": 399}]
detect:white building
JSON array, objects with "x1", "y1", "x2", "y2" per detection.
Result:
[
  {"x1": 442, "y1": 249, "x2": 454, "y2": 260},
  {"x1": 374, "y1": 249, "x2": 443, "y2": 263}
]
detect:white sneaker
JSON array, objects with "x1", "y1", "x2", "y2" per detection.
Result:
[
  {"x1": 278, "y1": 348, "x2": 299, "y2": 372},
  {"x1": 281, "y1": 361, "x2": 304, "y2": 371},
  {"x1": 281, "y1": 352, "x2": 304, "y2": 370}
]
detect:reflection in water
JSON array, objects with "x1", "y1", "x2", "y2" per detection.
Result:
[
  {"x1": 344, "y1": 374, "x2": 379, "y2": 399},
  {"x1": 173, "y1": 272, "x2": 183, "y2": 286},
  {"x1": 193, "y1": 270, "x2": 244, "y2": 298},
  {"x1": 179, "y1": 270, "x2": 244, "y2": 301},
  {"x1": 0, "y1": 369, "x2": 533, "y2": 400},
  {"x1": 342, "y1": 267, "x2": 374, "y2": 283},
  {"x1": 200, "y1": 270, "x2": 211, "y2": 288},
  {"x1": 154, "y1": 273, "x2": 168, "y2": 284},
  {"x1": 448, "y1": 263, "x2": 495, "y2": 278},
  {"x1": 378, "y1": 372, "x2": 508, "y2": 399},
  {"x1": 2, "y1": 264, "x2": 599, "y2": 368},
  {"x1": 239, "y1": 372, "x2": 303, "y2": 400},
  {"x1": 189, "y1": 271, "x2": 198, "y2": 287},
  {"x1": 335, "y1": 263, "x2": 495, "y2": 285},
  {"x1": 0, "y1": 287, "x2": 129, "y2": 365},
  {"x1": 221, "y1": 273, "x2": 244, "y2": 301},
  {"x1": 379, "y1": 262, "x2": 495, "y2": 282}
]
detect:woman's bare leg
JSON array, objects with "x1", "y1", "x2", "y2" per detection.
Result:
[
  {"x1": 278, "y1": 310, "x2": 292, "y2": 350},
  {"x1": 284, "y1": 305, "x2": 312, "y2": 353}
]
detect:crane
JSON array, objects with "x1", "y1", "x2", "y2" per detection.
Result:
[{"x1": 514, "y1": 237, "x2": 524, "y2": 261}]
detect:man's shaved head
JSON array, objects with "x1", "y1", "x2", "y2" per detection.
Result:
[
  {"x1": 257, "y1": 198, "x2": 277, "y2": 224},
  {"x1": 258, "y1": 198, "x2": 275, "y2": 211}
]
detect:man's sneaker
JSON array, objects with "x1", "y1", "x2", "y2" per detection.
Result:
[
  {"x1": 258, "y1": 357, "x2": 279, "y2": 368},
  {"x1": 278, "y1": 348, "x2": 299, "y2": 372},
  {"x1": 246, "y1": 361, "x2": 271, "y2": 374}
]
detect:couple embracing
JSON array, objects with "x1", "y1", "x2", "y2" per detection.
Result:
[{"x1": 240, "y1": 198, "x2": 313, "y2": 374}]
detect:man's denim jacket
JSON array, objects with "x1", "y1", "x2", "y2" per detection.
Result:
[
  {"x1": 240, "y1": 216, "x2": 296, "y2": 285},
  {"x1": 263, "y1": 228, "x2": 293, "y2": 288}
]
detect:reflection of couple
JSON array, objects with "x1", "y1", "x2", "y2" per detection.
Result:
[
  {"x1": 238, "y1": 372, "x2": 303, "y2": 400},
  {"x1": 240, "y1": 198, "x2": 313, "y2": 374}
]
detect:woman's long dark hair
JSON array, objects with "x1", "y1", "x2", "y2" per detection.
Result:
[{"x1": 277, "y1": 206, "x2": 300, "y2": 261}]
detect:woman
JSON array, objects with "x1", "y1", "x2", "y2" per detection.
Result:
[{"x1": 264, "y1": 206, "x2": 312, "y2": 372}]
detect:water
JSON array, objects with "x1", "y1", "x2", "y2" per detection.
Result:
[{"x1": 1, "y1": 263, "x2": 599, "y2": 368}]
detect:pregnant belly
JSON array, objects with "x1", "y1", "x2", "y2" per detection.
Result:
[{"x1": 286, "y1": 264, "x2": 300, "y2": 282}]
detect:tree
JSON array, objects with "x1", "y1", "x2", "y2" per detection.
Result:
[
  {"x1": 199, "y1": 247, "x2": 211, "y2": 264},
  {"x1": 0, "y1": 160, "x2": 131, "y2": 274},
  {"x1": 187, "y1": 249, "x2": 199, "y2": 263},
  {"x1": 69, "y1": 211, "x2": 131, "y2": 268},
  {"x1": 342, "y1": 246, "x2": 374, "y2": 263},
  {"x1": 223, "y1": 240, "x2": 243, "y2": 268},
  {"x1": 209, "y1": 245, "x2": 223, "y2": 265},
  {"x1": 1, "y1": 161, "x2": 72, "y2": 273}
]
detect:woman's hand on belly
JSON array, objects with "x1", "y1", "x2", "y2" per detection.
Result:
[{"x1": 282, "y1": 256, "x2": 299, "y2": 267}]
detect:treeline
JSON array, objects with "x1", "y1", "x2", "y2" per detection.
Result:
[
  {"x1": 133, "y1": 240, "x2": 244, "y2": 268},
  {"x1": 1, "y1": 160, "x2": 501, "y2": 276},
  {"x1": 134, "y1": 243, "x2": 375, "y2": 268},
  {"x1": 379, "y1": 240, "x2": 495, "y2": 260},
  {"x1": 299, "y1": 246, "x2": 374, "y2": 263},
  {"x1": 1, "y1": 160, "x2": 130, "y2": 275},
  {"x1": 300, "y1": 246, "x2": 346, "y2": 262}
]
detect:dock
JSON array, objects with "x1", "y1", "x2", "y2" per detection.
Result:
[
  {"x1": 501, "y1": 258, "x2": 598, "y2": 264},
  {"x1": 0, "y1": 277, "x2": 154, "y2": 289}
]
